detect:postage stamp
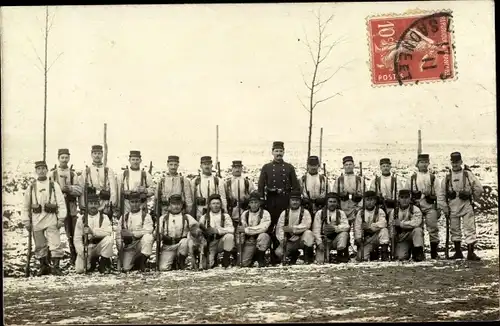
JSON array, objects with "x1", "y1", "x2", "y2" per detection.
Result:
[{"x1": 367, "y1": 10, "x2": 456, "y2": 86}]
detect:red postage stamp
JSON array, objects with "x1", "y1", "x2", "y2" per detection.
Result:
[{"x1": 367, "y1": 10, "x2": 456, "y2": 86}]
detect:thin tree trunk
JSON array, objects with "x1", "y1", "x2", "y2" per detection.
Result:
[{"x1": 42, "y1": 7, "x2": 49, "y2": 161}]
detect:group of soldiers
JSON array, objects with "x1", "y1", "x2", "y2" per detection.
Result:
[{"x1": 22, "y1": 141, "x2": 484, "y2": 276}]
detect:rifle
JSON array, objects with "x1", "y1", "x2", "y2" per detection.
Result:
[
  {"x1": 83, "y1": 166, "x2": 90, "y2": 274},
  {"x1": 322, "y1": 163, "x2": 329, "y2": 263},
  {"x1": 391, "y1": 199, "x2": 399, "y2": 261},
  {"x1": 155, "y1": 179, "x2": 163, "y2": 271},
  {"x1": 444, "y1": 168, "x2": 451, "y2": 259},
  {"x1": 117, "y1": 174, "x2": 126, "y2": 272},
  {"x1": 237, "y1": 179, "x2": 242, "y2": 267},
  {"x1": 192, "y1": 170, "x2": 201, "y2": 220},
  {"x1": 217, "y1": 162, "x2": 222, "y2": 178},
  {"x1": 25, "y1": 185, "x2": 33, "y2": 277},
  {"x1": 149, "y1": 161, "x2": 153, "y2": 175},
  {"x1": 360, "y1": 162, "x2": 365, "y2": 262}
]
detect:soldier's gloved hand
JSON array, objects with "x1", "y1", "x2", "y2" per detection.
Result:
[
  {"x1": 62, "y1": 185, "x2": 72, "y2": 194},
  {"x1": 56, "y1": 220, "x2": 65, "y2": 229},
  {"x1": 324, "y1": 224, "x2": 335, "y2": 234},
  {"x1": 206, "y1": 227, "x2": 218, "y2": 236},
  {"x1": 458, "y1": 190, "x2": 471, "y2": 200},
  {"x1": 237, "y1": 226, "x2": 246, "y2": 234},
  {"x1": 361, "y1": 222, "x2": 370, "y2": 231},
  {"x1": 83, "y1": 226, "x2": 93, "y2": 235}
]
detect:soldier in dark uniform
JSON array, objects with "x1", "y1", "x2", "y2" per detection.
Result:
[{"x1": 257, "y1": 141, "x2": 300, "y2": 265}]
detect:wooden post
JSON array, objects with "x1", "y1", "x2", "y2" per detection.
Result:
[
  {"x1": 42, "y1": 6, "x2": 49, "y2": 161},
  {"x1": 216, "y1": 125, "x2": 219, "y2": 168},
  {"x1": 103, "y1": 123, "x2": 108, "y2": 167},
  {"x1": 319, "y1": 127, "x2": 323, "y2": 163},
  {"x1": 417, "y1": 129, "x2": 422, "y2": 155}
]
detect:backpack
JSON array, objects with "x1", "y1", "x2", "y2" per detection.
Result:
[{"x1": 302, "y1": 174, "x2": 325, "y2": 198}]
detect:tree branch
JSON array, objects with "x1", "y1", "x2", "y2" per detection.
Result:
[
  {"x1": 300, "y1": 68, "x2": 312, "y2": 91},
  {"x1": 312, "y1": 92, "x2": 342, "y2": 110},
  {"x1": 27, "y1": 37, "x2": 44, "y2": 69},
  {"x1": 297, "y1": 94, "x2": 310, "y2": 113},
  {"x1": 47, "y1": 52, "x2": 64, "y2": 73},
  {"x1": 303, "y1": 30, "x2": 317, "y2": 65},
  {"x1": 318, "y1": 35, "x2": 348, "y2": 64},
  {"x1": 314, "y1": 59, "x2": 353, "y2": 87}
]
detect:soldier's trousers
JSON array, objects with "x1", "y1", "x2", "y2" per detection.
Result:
[
  {"x1": 275, "y1": 230, "x2": 315, "y2": 259},
  {"x1": 421, "y1": 207, "x2": 440, "y2": 244},
  {"x1": 315, "y1": 231, "x2": 349, "y2": 264},
  {"x1": 75, "y1": 236, "x2": 113, "y2": 273},
  {"x1": 236, "y1": 233, "x2": 271, "y2": 267},
  {"x1": 34, "y1": 225, "x2": 64, "y2": 259},
  {"x1": 159, "y1": 238, "x2": 192, "y2": 271},
  {"x1": 265, "y1": 194, "x2": 289, "y2": 256},
  {"x1": 394, "y1": 227, "x2": 424, "y2": 260},
  {"x1": 450, "y1": 210, "x2": 477, "y2": 245},
  {"x1": 64, "y1": 215, "x2": 78, "y2": 259},
  {"x1": 208, "y1": 234, "x2": 235, "y2": 268},
  {"x1": 120, "y1": 234, "x2": 154, "y2": 271},
  {"x1": 357, "y1": 228, "x2": 389, "y2": 261}
]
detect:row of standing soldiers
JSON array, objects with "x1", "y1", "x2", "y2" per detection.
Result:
[{"x1": 22, "y1": 141, "x2": 484, "y2": 276}]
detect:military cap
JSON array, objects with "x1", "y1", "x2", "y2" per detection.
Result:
[
  {"x1": 450, "y1": 152, "x2": 462, "y2": 162},
  {"x1": 58, "y1": 148, "x2": 70, "y2": 156},
  {"x1": 417, "y1": 154, "x2": 430, "y2": 162},
  {"x1": 167, "y1": 155, "x2": 179, "y2": 163},
  {"x1": 208, "y1": 193, "x2": 222, "y2": 203},
  {"x1": 364, "y1": 190, "x2": 377, "y2": 198},
  {"x1": 87, "y1": 193, "x2": 100, "y2": 203},
  {"x1": 35, "y1": 161, "x2": 48, "y2": 169},
  {"x1": 129, "y1": 150, "x2": 141, "y2": 158},
  {"x1": 232, "y1": 160, "x2": 243, "y2": 167},
  {"x1": 169, "y1": 194, "x2": 183, "y2": 203},
  {"x1": 248, "y1": 191, "x2": 262, "y2": 202},
  {"x1": 128, "y1": 192, "x2": 141, "y2": 200},
  {"x1": 342, "y1": 156, "x2": 354, "y2": 164},
  {"x1": 326, "y1": 192, "x2": 339, "y2": 200},
  {"x1": 380, "y1": 158, "x2": 391, "y2": 165},
  {"x1": 290, "y1": 190, "x2": 302, "y2": 199},
  {"x1": 399, "y1": 189, "x2": 411, "y2": 197},
  {"x1": 307, "y1": 155, "x2": 320, "y2": 166},
  {"x1": 272, "y1": 141, "x2": 284, "y2": 149},
  {"x1": 91, "y1": 145, "x2": 103, "y2": 152},
  {"x1": 200, "y1": 156, "x2": 212, "y2": 164}
]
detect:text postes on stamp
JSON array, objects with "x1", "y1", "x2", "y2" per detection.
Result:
[{"x1": 367, "y1": 10, "x2": 455, "y2": 86}]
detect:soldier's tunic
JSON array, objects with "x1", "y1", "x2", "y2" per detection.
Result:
[
  {"x1": 257, "y1": 160, "x2": 300, "y2": 229},
  {"x1": 437, "y1": 169, "x2": 483, "y2": 245},
  {"x1": 238, "y1": 208, "x2": 272, "y2": 267},
  {"x1": 79, "y1": 163, "x2": 118, "y2": 213},
  {"x1": 158, "y1": 173, "x2": 193, "y2": 214},
  {"x1": 73, "y1": 212, "x2": 114, "y2": 273},
  {"x1": 156, "y1": 212, "x2": 198, "y2": 270},
  {"x1": 409, "y1": 171, "x2": 440, "y2": 244},
  {"x1": 369, "y1": 174, "x2": 407, "y2": 216},
  {"x1": 275, "y1": 208, "x2": 314, "y2": 258},
  {"x1": 300, "y1": 172, "x2": 327, "y2": 213},
  {"x1": 226, "y1": 176, "x2": 256, "y2": 219},
  {"x1": 199, "y1": 211, "x2": 234, "y2": 268},
  {"x1": 191, "y1": 174, "x2": 228, "y2": 219},
  {"x1": 22, "y1": 179, "x2": 67, "y2": 258},
  {"x1": 354, "y1": 208, "x2": 389, "y2": 261},
  {"x1": 388, "y1": 205, "x2": 424, "y2": 260},
  {"x1": 333, "y1": 173, "x2": 363, "y2": 223},
  {"x1": 117, "y1": 168, "x2": 155, "y2": 214},
  {"x1": 312, "y1": 208, "x2": 349, "y2": 264},
  {"x1": 115, "y1": 211, "x2": 154, "y2": 271}
]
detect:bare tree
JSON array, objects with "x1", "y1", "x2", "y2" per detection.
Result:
[
  {"x1": 29, "y1": 6, "x2": 63, "y2": 161},
  {"x1": 298, "y1": 9, "x2": 352, "y2": 159}
]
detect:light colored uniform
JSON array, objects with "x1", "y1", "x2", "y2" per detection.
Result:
[
  {"x1": 275, "y1": 208, "x2": 314, "y2": 258},
  {"x1": 156, "y1": 212, "x2": 198, "y2": 270},
  {"x1": 388, "y1": 205, "x2": 424, "y2": 260},
  {"x1": 437, "y1": 169, "x2": 483, "y2": 245},
  {"x1": 199, "y1": 211, "x2": 235, "y2": 268},
  {"x1": 115, "y1": 210, "x2": 154, "y2": 271},
  {"x1": 312, "y1": 208, "x2": 349, "y2": 263},
  {"x1": 158, "y1": 173, "x2": 193, "y2": 214},
  {"x1": 369, "y1": 174, "x2": 407, "y2": 215},
  {"x1": 73, "y1": 212, "x2": 114, "y2": 273},
  {"x1": 409, "y1": 172, "x2": 441, "y2": 244},
  {"x1": 79, "y1": 164, "x2": 118, "y2": 213},
  {"x1": 22, "y1": 179, "x2": 67, "y2": 258},
  {"x1": 117, "y1": 168, "x2": 155, "y2": 214},
  {"x1": 354, "y1": 207, "x2": 389, "y2": 261},
  {"x1": 191, "y1": 174, "x2": 228, "y2": 219},
  {"x1": 50, "y1": 167, "x2": 83, "y2": 217},
  {"x1": 225, "y1": 176, "x2": 256, "y2": 220},
  {"x1": 300, "y1": 173, "x2": 327, "y2": 212},
  {"x1": 333, "y1": 174, "x2": 364, "y2": 222},
  {"x1": 238, "y1": 208, "x2": 272, "y2": 267}
]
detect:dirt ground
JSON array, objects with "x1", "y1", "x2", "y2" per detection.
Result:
[{"x1": 4, "y1": 249, "x2": 499, "y2": 324}]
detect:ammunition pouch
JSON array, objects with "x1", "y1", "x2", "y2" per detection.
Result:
[
  {"x1": 339, "y1": 193, "x2": 350, "y2": 202},
  {"x1": 122, "y1": 235, "x2": 134, "y2": 246},
  {"x1": 394, "y1": 226, "x2": 402, "y2": 234},
  {"x1": 87, "y1": 186, "x2": 97, "y2": 195},
  {"x1": 161, "y1": 199, "x2": 170, "y2": 206},
  {"x1": 139, "y1": 193, "x2": 148, "y2": 202},
  {"x1": 89, "y1": 237, "x2": 104, "y2": 245},
  {"x1": 99, "y1": 190, "x2": 111, "y2": 200},
  {"x1": 412, "y1": 191, "x2": 422, "y2": 200},
  {"x1": 314, "y1": 197, "x2": 326, "y2": 207},
  {"x1": 458, "y1": 191, "x2": 471, "y2": 201},
  {"x1": 363, "y1": 229, "x2": 375, "y2": 238},
  {"x1": 325, "y1": 232, "x2": 338, "y2": 241},
  {"x1": 352, "y1": 194, "x2": 362, "y2": 203},
  {"x1": 65, "y1": 194, "x2": 78, "y2": 202},
  {"x1": 446, "y1": 191, "x2": 457, "y2": 200},
  {"x1": 384, "y1": 199, "x2": 396, "y2": 209},
  {"x1": 196, "y1": 197, "x2": 207, "y2": 206},
  {"x1": 32, "y1": 205, "x2": 42, "y2": 214},
  {"x1": 425, "y1": 195, "x2": 437, "y2": 204},
  {"x1": 44, "y1": 203, "x2": 58, "y2": 214}
]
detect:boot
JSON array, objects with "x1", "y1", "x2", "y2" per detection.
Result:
[
  {"x1": 430, "y1": 243, "x2": 439, "y2": 259},
  {"x1": 37, "y1": 257, "x2": 51, "y2": 276},
  {"x1": 178, "y1": 255, "x2": 187, "y2": 269},
  {"x1": 231, "y1": 249, "x2": 238, "y2": 267},
  {"x1": 380, "y1": 245, "x2": 389, "y2": 261},
  {"x1": 89, "y1": 256, "x2": 99, "y2": 273},
  {"x1": 467, "y1": 244, "x2": 481, "y2": 261},
  {"x1": 413, "y1": 247, "x2": 425, "y2": 262},
  {"x1": 222, "y1": 251, "x2": 231, "y2": 268},
  {"x1": 137, "y1": 254, "x2": 148, "y2": 272},
  {"x1": 51, "y1": 258, "x2": 64, "y2": 276},
  {"x1": 256, "y1": 250, "x2": 267, "y2": 268},
  {"x1": 289, "y1": 250, "x2": 300, "y2": 265},
  {"x1": 450, "y1": 241, "x2": 464, "y2": 259},
  {"x1": 305, "y1": 247, "x2": 315, "y2": 265},
  {"x1": 270, "y1": 249, "x2": 280, "y2": 266},
  {"x1": 98, "y1": 257, "x2": 112, "y2": 274},
  {"x1": 370, "y1": 247, "x2": 380, "y2": 261},
  {"x1": 338, "y1": 248, "x2": 350, "y2": 263}
]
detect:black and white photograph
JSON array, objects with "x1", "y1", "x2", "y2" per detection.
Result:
[{"x1": 1, "y1": 1, "x2": 498, "y2": 324}]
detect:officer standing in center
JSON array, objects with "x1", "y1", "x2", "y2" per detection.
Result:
[{"x1": 257, "y1": 141, "x2": 300, "y2": 266}]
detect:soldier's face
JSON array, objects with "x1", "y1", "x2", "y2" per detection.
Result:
[
  {"x1": 451, "y1": 160, "x2": 462, "y2": 171},
  {"x1": 91, "y1": 151, "x2": 103, "y2": 163},
  {"x1": 327, "y1": 198, "x2": 338, "y2": 210},
  {"x1": 168, "y1": 161, "x2": 179, "y2": 174},
  {"x1": 58, "y1": 154, "x2": 70, "y2": 166},
  {"x1": 129, "y1": 199, "x2": 142, "y2": 212},
  {"x1": 232, "y1": 166, "x2": 242, "y2": 177},
  {"x1": 290, "y1": 198, "x2": 301, "y2": 209},
  {"x1": 169, "y1": 202, "x2": 183, "y2": 214},
  {"x1": 272, "y1": 148, "x2": 284, "y2": 160},
  {"x1": 399, "y1": 195, "x2": 411, "y2": 209},
  {"x1": 209, "y1": 199, "x2": 221, "y2": 213},
  {"x1": 201, "y1": 162, "x2": 212, "y2": 174},
  {"x1": 365, "y1": 197, "x2": 377, "y2": 210},
  {"x1": 88, "y1": 201, "x2": 100, "y2": 215},
  {"x1": 417, "y1": 160, "x2": 429, "y2": 172},
  {"x1": 343, "y1": 161, "x2": 354, "y2": 173},
  {"x1": 308, "y1": 164, "x2": 319, "y2": 174},
  {"x1": 380, "y1": 163, "x2": 391, "y2": 175},
  {"x1": 35, "y1": 166, "x2": 48, "y2": 177},
  {"x1": 129, "y1": 157, "x2": 142, "y2": 169},
  {"x1": 249, "y1": 199, "x2": 260, "y2": 212}
]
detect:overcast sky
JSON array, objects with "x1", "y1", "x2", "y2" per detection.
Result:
[{"x1": 1, "y1": 1, "x2": 496, "y2": 166}]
